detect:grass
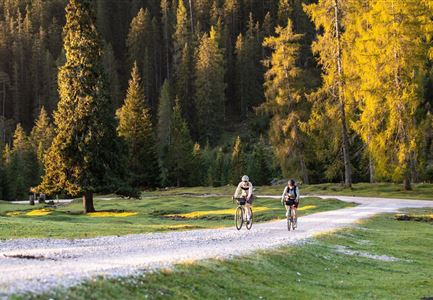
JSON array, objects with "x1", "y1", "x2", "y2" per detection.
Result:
[
  {"x1": 144, "y1": 182, "x2": 433, "y2": 200},
  {"x1": 17, "y1": 208, "x2": 433, "y2": 300},
  {"x1": 0, "y1": 195, "x2": 351, "y2": 240}
]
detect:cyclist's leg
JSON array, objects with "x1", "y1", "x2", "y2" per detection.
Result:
[
  {"x1": 284, "y1": 204, "x2": 289, "y2": 216},
  {"x1": 245, "y1": 203, "x2": 251, "y2": 221}
]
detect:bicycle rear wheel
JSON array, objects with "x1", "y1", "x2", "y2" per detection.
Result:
[
  {"x1": 235, "y1": 206, "x2": 243, "y2": 230},
  {"x1": 246, "y1": 207, "x2": 253, "y2": 230}
]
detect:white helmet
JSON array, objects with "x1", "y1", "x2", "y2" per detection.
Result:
[{"x1": 241, "y1": 175, "x2": 249, "y2": 182}]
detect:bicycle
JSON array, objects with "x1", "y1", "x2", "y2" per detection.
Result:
[
  {"x1": 233, "y1": 197, "x2": 253, "y2": 230},
  {"x1": 284, "y1": 199, "x2": 298, "y2": 231}
]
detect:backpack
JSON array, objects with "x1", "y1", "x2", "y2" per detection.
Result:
[{"x1": 287, "y1": 185, "x2": 297, "y2": 199}]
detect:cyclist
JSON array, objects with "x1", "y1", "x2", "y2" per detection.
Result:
[
  {"x1": 281, "y1": 179, "x2": 300, "y2": 220},
  {"x1": 232, "y1": 175, "x2": 254, "y2": 223}
]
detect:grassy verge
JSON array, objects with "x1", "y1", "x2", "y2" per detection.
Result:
[
  {"x1": 0, "y1": 196, "x2": 351, "y2": 240},
  {"x1": 18, "y1": 208, "x2": 433, "y2": 300},
  {"x1": 144, "y1": 182, "x2": 433, "y2": 200}
]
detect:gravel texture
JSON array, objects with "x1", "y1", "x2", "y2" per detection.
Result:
[{"x1": 1, "y1": 195, "x2": 432, "y2": 297}]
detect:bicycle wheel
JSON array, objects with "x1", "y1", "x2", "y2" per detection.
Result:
[
  {"x1": 235, "y1": 206, "x2": 243, "y2": 230},
  {"x1": 246, "y1": 207, "x2": 253, "y2": 230},
  {"x1": 292, "y1": 212, "x2": 297, "y2": 230},
  {"x1": 287, "y1": 208, "x2": 292, "y2": 231}
]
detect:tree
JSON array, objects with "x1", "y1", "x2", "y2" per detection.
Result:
[
  {"x1": 165, "y1": 99, "x2": 194, "y2": 186},
  {"x1": 235, "y1": 14, "x2": 264, "y2": 117},
  {"x1": 229, "y1": 136, "x2": 245, "y2": 185},
  {"x1": 261, "y1": 19, "x2": 310, "y2": 183},
  {"x1": 4, "y1": 124, "x2": 38, "y2": 200},
  {"x1": 116, "y1": 63, "x2": 160, "y2": 188},
  {"x1": 194, "y1": 26, "x2": 226, "y2": 144},
  {"x1": 349, "y1": 0, "x2": 432, "y2": 190},
  {"x1": 157, "y1": 80, "x2": 173, "y2": 155},
  {"x1": 247, "y1": 137, "x2": 273, "y2": 185},
  {"x1": 304, "y1": 0, "x2": 353, "y2": 187},
  {"x1": 30, "y1": 107, "x2": 54, "y2": 178},
  {"x1": 38, "y1": 0, "x2": 128, "y2": 213},
  {"x1": 102, "y1": 42, "x2": 121, "y2": 109}
]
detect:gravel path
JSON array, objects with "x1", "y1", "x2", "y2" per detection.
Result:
[{"x1": 1, "y1": 195, "x2": 432, "y2": 297}]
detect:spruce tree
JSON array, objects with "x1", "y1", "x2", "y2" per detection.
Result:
[
  {"x1": 38, "y1": 0, "x2": 128, "y2": 213},
  {"x1": 194, "y1": 26, "x2": 226, "y2": 144},
  {"x1": 165, "y1": 98, "x2": 194, "y2": 186},
  {"x1": 157, "y1": 80, "x2": 172, "y2": 155},
  {"x1": 229, "y1": 136, "x2": 245, "y2": 185},
  {"x1": 116, "y1": 63, "x2": 160, "y2": 188}
]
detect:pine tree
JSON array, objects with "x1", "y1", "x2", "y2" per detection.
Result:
[
  {"x1": 194, "y1": 26, "x2": 226, "y2": 144},
  {"x1": 38, "y1": 0, "x2": 128, "y2": 213},
  {"x1": 5, "y1": 124, "x2": 38, "y2": 200},
  {"x1": 30, "y1": 107, "x2": 54, "y2": 163},
  {"x1": 117, "y1": 63, "x2": 160, "y2": 188},
  {"x1": 247, "y1": 137, "x2": 272, "y2": 186},
  {"x1": 229, "y1": 135, "x2": 245, "y2": 185},
  {"x1": 102, "y1": 42, "x2": 121, "y2": 109},
  {"x1": 304, "y1": 0, "x2": 353, "y2": 187},
  {"x1": 190, "y1": 142, "x2": 206, "y2": 186},
  {"x1": 165, "y1": 98, "x2": 194, "y2": 186},
  {"x1": 157, "y1": 80, "x2": 173, "y2": 155},
  {"x1": 235, "y1": 14, "x2": 264, "y2": 117}
]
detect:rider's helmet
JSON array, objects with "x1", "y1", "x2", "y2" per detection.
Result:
[
  {"x1": 241, "y1": 175, "x2": 249, "y2": 182},
  {"x1": 288, "y1": 179, "x2": 295, "y2": 186}
]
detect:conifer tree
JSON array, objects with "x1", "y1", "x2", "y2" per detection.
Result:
[
  {"x1": 304, "y1": 0, "x2": 353, "y2": 187},
  {"x1": 30, "y1": 107, "x2": 54, "y2": 165},
  {"x1": 38, "y1": 0, "x2": 128, "y2": 213},
  {"x1": 229, "y1": 135, "x2": 245, "y2": 185},
  {"x1": 157, "y1": 80, "x2": 172, "y2": 155},
  {"x1": 349, "y1": 0, "x2": 432, "y2": 189},
  {"x1": 194, "y1": 26, "x2": 226, "y2": 144},
  {"x1": 117, "y1": 63, "x2": 160, "y2": 188},
  {"x1": 235, "y1": 14, "x2": 264, "y2": 117},
  {"x1": 165, "y1": 98, "x2": 194, "y2": 186},
  {"x1": 261, "y1": 19, "x2": 309, "y2": 183},
  {"x1": 247, "y1": 137, "x2": 272, "y2": 186}
]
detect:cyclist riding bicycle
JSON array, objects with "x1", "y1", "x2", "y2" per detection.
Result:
[
  {"x1": 281, "y1": 179, "x2": 300, "y2": 217},
  {"x1": 232, "y1": 175, "x2": 254, "y2": 223}
]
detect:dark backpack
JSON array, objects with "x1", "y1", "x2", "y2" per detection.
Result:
[{"x1": 287, "y1": 185, "x2": 297, "y2": 199}]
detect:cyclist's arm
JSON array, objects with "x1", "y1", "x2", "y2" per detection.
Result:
[
  {"x1": 281, "y1": 186, "x2": 288, "y2": 202},
  {"x1": 296, "y1": 186, "x2": 300, "y2": 202},
  {"x1": 233, "y1": 182, "x2": 241, "y2": 198}
]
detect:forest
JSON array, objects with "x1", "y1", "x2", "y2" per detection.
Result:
[{"x1": 0, "y1": 0, "x2": 432, "y2": 202}]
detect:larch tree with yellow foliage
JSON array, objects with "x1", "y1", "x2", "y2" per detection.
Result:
[
  {"x1": 304, "y1": 0, "x2": 353, "y2": 187},
  {"x1": 349, "y1": 0, "x2": 433, "y2": 190},
  {"x1": 261, "y1": 19, "x2": 309, "y2": 183}
]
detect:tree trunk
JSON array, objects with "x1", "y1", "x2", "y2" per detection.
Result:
[
  {"x1": 334, "y1": 0, "x2": 352, "y2": 188},
  {"x1": 403, "y1": 177, "x2": 412, "y2": 191},
  {"x1": 300, "y1": 155, "x2": 309, "y2": 184},
  {"x1": 83, "y1": 191, "x2": 95, "y2": 213},
  {"x1": 369, "y1": 152, "x2": 374, "y2": 183}
]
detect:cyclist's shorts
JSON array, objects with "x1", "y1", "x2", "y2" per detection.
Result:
[
  {"x1": 238, "y1": 195, "x2": 254, "y2": 205},
  {"x1": 285, "y1": 199, "x2": 298, "y2": 208}
]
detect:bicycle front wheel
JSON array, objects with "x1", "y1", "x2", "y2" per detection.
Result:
[
  {"x1": 287, "y1": 208, "x2": 292, "y2": 231},
  {"x1": 246, "y1": 207, "x2": 253, "y2": 230},
  {"x1": 235, "y1": 206, "x2": 243, "y2": 230}
]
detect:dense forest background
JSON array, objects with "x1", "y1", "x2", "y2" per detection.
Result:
[{"x1": 0, "y1": 0, "x2": 432, "y2": 200}]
